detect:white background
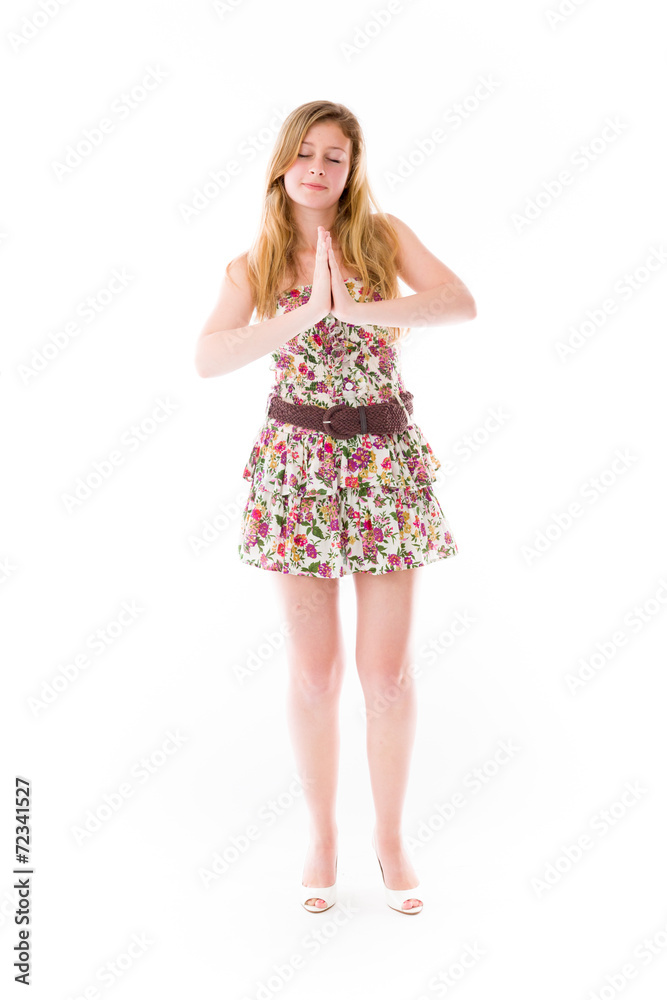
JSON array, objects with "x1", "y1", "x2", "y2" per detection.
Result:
[{"x1": 2, "y1": 0, "x2": 666, "y2": 997}]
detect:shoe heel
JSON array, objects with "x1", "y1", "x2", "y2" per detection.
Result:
[
  {"x1": 301, "y1": 855, "x2": 338, "y2": 912},
  {"x1": 371, "y1": 830, "x2": 423, "y2": 914}
]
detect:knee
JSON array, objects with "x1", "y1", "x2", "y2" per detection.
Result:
[
  {"x1": 357, "y1": 660, "x2": 415, "y2": 701},
  {"x1": 291, "y1": 660, "x2": 344, "y2": 700}
]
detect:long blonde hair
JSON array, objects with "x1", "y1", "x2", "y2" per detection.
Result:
[{"x1": 226, "y1": 100, "x2": 408, "y2": 345}]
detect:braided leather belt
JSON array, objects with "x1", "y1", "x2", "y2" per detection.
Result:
[{"x1": 268, "y1": 391, "x2": 414, "y2": 441}]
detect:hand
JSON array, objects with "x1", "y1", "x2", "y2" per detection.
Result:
[
  {"x1": 327, "y1": 237, "x2": 363, "y2": 325},
  {"x1": 306, "y1": 226, "x2": 333, "y2": 323}
]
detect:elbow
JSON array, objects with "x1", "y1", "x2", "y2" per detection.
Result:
[
  {"x1": 195, "y1": 357, "x2": 222, "y2": 379},
  {"x1": 195, "y1": 345, "x2": 225, "y2": 379},
  {"x1": 465, "y1": 296, "x2": 477, "y2": 321},
  {"x1": 196, "y1": 360, "x2": 231, "y2": 379},
  {"x1": 194, "y1": 357, "x2": 210, "y2": 378},
  {"x1": 195, "y1": 331, "x2": 234, "y2": 378},
  {"x1": 194, "y1": 340, "x2": 210, "y2": 378}
]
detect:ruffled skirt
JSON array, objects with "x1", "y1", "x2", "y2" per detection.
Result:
[{"x1": 237, "y1": 416, "x2": 458, "y2": 577}]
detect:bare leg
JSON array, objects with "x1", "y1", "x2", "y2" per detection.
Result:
[
  {"x1": 272, "y1": 573, "x2": 345, "y2": 908},
  {"x1": 353, "y1": 567, "x2": 423, "y2": 910}
]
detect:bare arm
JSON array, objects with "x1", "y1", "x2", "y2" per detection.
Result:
[
  {"x1": 348, "y1": 279, "x2": 475, "y2": 329},
  {"x1": 348, "y1": 213, "x2": 476, "y2": 329},
  {"x1": 194, "y1": 255, "x2": 324, "y2": 378}
]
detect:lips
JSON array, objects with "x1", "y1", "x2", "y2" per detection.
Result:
[{"x1": 303, "y1": 183, "x2": 326, "y2": 190}]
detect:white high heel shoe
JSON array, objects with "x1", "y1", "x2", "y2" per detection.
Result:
[
  {"x1": 301, "y1": 855, "x2": 338, "y2": 912},
  {"x1": 371, "y1": 830, "x2": 423, "y2": 914}
]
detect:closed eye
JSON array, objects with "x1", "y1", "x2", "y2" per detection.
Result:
[{"x1": 298, "y1": 154, "x2": 341, "y2": 163}]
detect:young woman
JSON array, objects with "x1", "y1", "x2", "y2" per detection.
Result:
[{"x1": 195, "y1": 101, "x2": 476, "y2": 914}]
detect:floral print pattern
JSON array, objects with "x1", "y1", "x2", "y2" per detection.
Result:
[{"x1": 238, "y1": 278, "x2": 458, "y2": 577}]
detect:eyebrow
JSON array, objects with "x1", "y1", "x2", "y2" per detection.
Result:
[{"x1": 300, "y1": 141, "x2": 347, "y2": 153}]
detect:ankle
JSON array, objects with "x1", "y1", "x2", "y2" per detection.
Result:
[
  {"x1": 374, "y1": 828, "x2": 404, "y2": 848},
  {"x1": 308, "y1": 827, "x2": 338, "y2": 847}
]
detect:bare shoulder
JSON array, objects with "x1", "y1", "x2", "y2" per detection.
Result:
[
  {"x1": 198, "y1": 250, "x2": 256, "y2": 340},
  {"x1": 384, "y1": 212, "x2": 461, "y2": 294},
  {"x1": 226, "y1": 250, "x2": 255, "y2": 302}
]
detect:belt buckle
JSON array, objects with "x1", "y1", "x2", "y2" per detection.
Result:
[{"x1": 322, "y1": 402, "x2": 356, "y2": 440}]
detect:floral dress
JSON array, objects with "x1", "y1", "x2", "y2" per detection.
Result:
[{"x1": 237, "y1": 278, "x2": 459, "y2": 577}]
